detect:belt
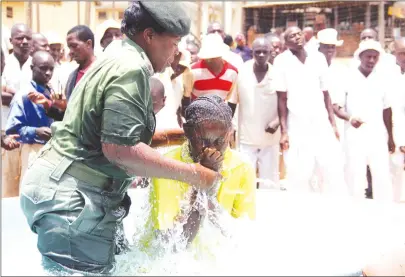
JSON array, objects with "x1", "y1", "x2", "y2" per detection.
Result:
[{"x1": 42, "y1": 148, "x2": 112, "y2": 189}]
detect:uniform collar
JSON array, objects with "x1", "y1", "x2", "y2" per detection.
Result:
[{"x1": 124, "y1": 37, "x2": 154, "y2": 77}]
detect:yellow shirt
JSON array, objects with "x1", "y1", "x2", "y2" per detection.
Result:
[{"x1": 150, "y1": 144, "x2": 256, "y2": 231}]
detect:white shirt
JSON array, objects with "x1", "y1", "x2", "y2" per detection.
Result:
[
  {"x1": 3, "y1": 54, "x2": 32, "y2": 92},
  {"x1": 272, "y1": 49, "x2": 329, "y2": 120},
  {"x1": 155, "y1": 67, "x2": 184, "y2": 130},
  {"x1": 223, "y1": 48, "x2": 244, "y2": 71},
  {"x1": 2, "y1": 54, "x2": 32, "y2": 131},
  {"x1": 304, "y1": 37, "x2": 319, "y2": 54},
  {"x1": 230, "y1": 60, "x2": 280, "y2": 147},
  {"x1": 49, "y1": 62, "x2": 74, "y2": 95},
  {"x1": 326, "y1": 60, "x2": 348, "y2": 105},
  {"x1": 1, "y1": 25, "x2": 12, "y2": 60},
  {"x1": 336, "y1": 67, "x2": 392, "y2": 139}
]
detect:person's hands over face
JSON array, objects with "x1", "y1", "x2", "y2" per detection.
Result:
[{"x1": 199, "y1": 147, "x2": 224, "y2": 172}]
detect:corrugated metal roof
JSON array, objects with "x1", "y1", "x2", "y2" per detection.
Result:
[{"x1": 242, "y1": 1, "x2": 328, "y2": 8}]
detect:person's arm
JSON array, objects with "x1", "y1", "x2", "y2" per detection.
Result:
[
  {"x1": 182, "y1": 190, "x2": 203, "y2": 245},
  {"x1": 318, "y1": 54, "x2": 338, "y2": 131},
  {"x1": 277, "y1": 91, "x2": 288, "y2": 132},
  {"x1": 384, "y1": 107, "x2": 396, "y2": 153},
  {"x1": 6, "y1": 95, "x2": 38, "y2": 143},
  {"x1": 323, "y1": 90, "x2": 340, "y2": 139},
  {"x1": 1, "y1": 85, "x2": 16, "y2": 106},
  {"x1": 150, "y1": 128, "x2": 185, "y2": 148},
  {"x1": 227, "y1": 79, "x2": 239, "y2": 118},
  {"x1": 181, "y1": 96, "x2": 191, "y2": 117},
  {"x1": 383, "y1": 83, "x2": 395, "y2": 153},
  {"x1": 100, "y1": 69, "x2": 220, "y2": 189},
  {"x1": 1, "y1": 134, "x2": 20, "y2": 150},
  {"x1": 323, "y1": 90, "x2": 337, "y2": 128},
  {"x1": 180, "y1": 67, "x2": 194, "y2": 116},
  {"x1": 272, "y1": 55, "x2": 289, "y2": 150}
]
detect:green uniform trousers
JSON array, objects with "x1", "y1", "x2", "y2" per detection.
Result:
[{"x1": 20, "y1": 145, "x2": 132, "y2": 274}]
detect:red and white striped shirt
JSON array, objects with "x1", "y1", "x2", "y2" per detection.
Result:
[{"x1": 183, "y1": 60, "x2": 238, "y2": 101}]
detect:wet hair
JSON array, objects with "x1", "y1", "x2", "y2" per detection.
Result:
[
  {"x1": 67, "y1": 25, "x2": 95, "y2": 49},
  {"x1": 223, "y1": 34, "x2": 234, "y2": 47},
  {"x1": 184, "y1": 95, "x2": 232, "y2": 129},
  {"x1": 121, "y1": 1, "x2": 166, "y2": 37}
]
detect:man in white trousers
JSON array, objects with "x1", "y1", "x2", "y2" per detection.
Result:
[
  {"x1": 229, "y1": 37, "x2": 280, "y2": 189},
  {"x1": 273, "y1": 26, "x2": 346, "y2": 195},
  {"x1": 333, "y1": 40, "x2": 395, "y2": 201}
]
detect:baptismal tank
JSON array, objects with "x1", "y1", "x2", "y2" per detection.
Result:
[{"x1": 2, "y1": 189, "x2": 405, "y2": 276}]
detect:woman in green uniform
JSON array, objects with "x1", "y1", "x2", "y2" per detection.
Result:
[{"x1": 19, "y1": 1, "x2": 221, "y2": 274}]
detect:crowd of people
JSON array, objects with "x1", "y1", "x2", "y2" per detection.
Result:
[{"x1": 1, "y1": 0, "x2": 404, "y2": 274}]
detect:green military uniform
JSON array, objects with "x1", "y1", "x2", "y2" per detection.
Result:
[
  {"x1": 19, "y1": 2, "x2": 191, "y2": 273},
  {"x1": 20, "y1": 37, "x2": 154, "y2": 273}
]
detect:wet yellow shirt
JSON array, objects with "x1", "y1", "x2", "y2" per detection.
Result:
[{"x1": 150, "y1": 144, "x2": 256, "y2": 231}]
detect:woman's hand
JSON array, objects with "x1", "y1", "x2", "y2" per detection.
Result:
[{"x1": 199, "y1": 147, "x2": 224, "y2": 172}]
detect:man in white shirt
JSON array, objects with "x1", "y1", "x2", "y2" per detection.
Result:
[
  {"x1": 3, "y1": 24, "x2": 33, "y2": 93},
  {"x1": 317, "y1": 28, "x2": 347, "y2": 144},
  {"x1": 274, "y1": 26, "x2": 346, "y2": 195},
  {"x1": 333, "y1": 40, "x2": 395, "y2": 202},
  {"x1": 2, "y1": 24, "x2": 33, "y2": 196},
  {"x1": 229, "y1": 37, "x2": 280, "y2": 189},
  {"x1": 351, "y1": 28, "x2": 397, "y2": 71},
  {"x1": 2, "y1": 24, "x2": 33, "y2": 128},
  {"x1": 206, "y1": 23, "x2": 244, "y2": 149},
  {"x1": 156, "y1": 47, "x2": 191, "y2": 130},
  {"x1": 207, "y1": 22, "x2": 244, "y2": 71},
  {"x1": 390, "y1": 38, "x2": 405, "y2": 202},
  {"x1": 2, "y1": 25, "x2": 12, "y2": 59}
]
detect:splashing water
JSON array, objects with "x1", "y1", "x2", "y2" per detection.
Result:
[
  {"x1": 113, "y1": 187, "x2": 376, "y2": 277},
  {"x1": 4, "y1": 144, "x2": 405, "y2": 276}
]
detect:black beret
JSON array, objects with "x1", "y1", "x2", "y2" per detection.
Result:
[{"x1": 140, "y1": 1, "x2": 191, "y2": 37}]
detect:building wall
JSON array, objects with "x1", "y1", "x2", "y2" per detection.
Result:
[
  {"x1": 1, "y1": 1, "x2": 245, "y2": 46},
  {"x1": 34, "y1": 2, "x2": 83, "y2": 38},
  {"x1": 1, "y1": 1, "x2": 26, "y2": 28}
]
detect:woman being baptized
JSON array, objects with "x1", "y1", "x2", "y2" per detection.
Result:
[{"x1": 138, "y1": 95, "x2": 256, "y2": 254}]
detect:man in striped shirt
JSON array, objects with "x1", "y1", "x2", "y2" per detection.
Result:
[{"x1": 181, "y1": 33, "x2": 238, "y2": 113}]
